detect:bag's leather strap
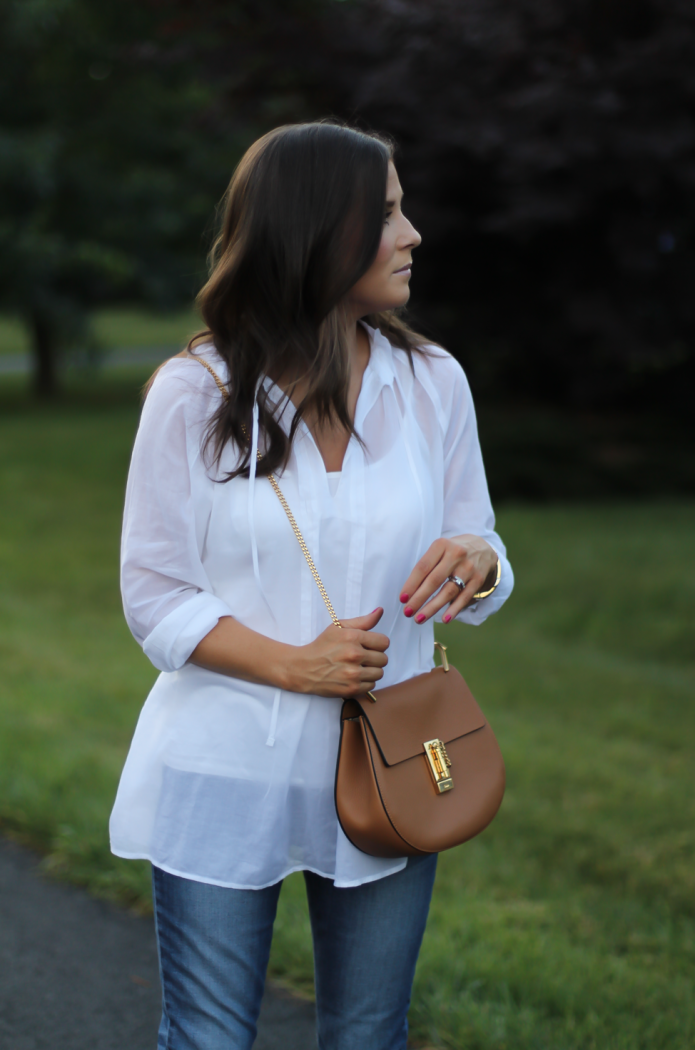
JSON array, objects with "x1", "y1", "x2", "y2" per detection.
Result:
[{"x1": 187, "y1": 352, "x2": 342, "y2": 629}]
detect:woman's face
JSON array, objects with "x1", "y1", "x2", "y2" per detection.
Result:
[{"x1": 346, "y1": 161, "x2": 422, "y2": 318}]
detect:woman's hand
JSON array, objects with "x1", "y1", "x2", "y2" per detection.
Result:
[
  {"x1": 286, "y1": 608, "x2": 390, "y2": 698},
  {"x1": 399, "y1": 535, "x2": 498, "y2": 625}
]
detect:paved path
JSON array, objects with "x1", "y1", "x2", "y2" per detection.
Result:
[
  {"x1": 0, "y1": 347, "x2": 173, "y2": 375},
  {"x1": 0, "y1": 837, "x2": 317, "y2": 1049}
]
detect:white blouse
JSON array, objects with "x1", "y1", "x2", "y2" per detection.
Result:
[{"x1": 110, "y1": 325, "x2": 514, "y2": 889}]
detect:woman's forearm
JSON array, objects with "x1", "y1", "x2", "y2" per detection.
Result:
[
  {"x1": 188, "y1": 609, "x2": 390, "y2": 698},
  {"x1": 189, "y1": 616, "x2": 296, "y2": 690}
]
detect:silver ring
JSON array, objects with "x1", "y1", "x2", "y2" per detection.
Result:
[{"x1": 447, "y1": 574, "x2": 466, "y2": 592}]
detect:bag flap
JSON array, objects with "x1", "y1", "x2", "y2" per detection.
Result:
[{"x1": 350, "y1": 665, "x2": 486, "y2": 766}]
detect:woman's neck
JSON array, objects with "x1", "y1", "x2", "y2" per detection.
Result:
[
  {"x1": 279, "y1": 320, "x2": 371, "y2": 473},
  {"x1": 275, "y1": 321, "x2": 370, "y2": 414},
  {"x1": 344, "y1": 321, "x2": 371, "y2": 416}
]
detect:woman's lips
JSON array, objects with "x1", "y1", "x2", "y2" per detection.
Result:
[{"x1": 393, "y1": 264, "x2": 412, "y2": 275}]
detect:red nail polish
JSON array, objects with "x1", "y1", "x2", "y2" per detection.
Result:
[
  {"x1": 443, "y1": 613, "x2": 451, "y2": 624},
  {"x1": 404, "y1": 606, "x2": 414, "y2": 618},
  {"x1": 400, "y1": 592, "x2": 409, "y2": 604},
  {"x1": 415, "y1": 613, "x2": 425, "y2": 624}
]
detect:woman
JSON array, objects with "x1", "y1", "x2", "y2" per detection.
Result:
[{"x1": 111, "y1": 121, "x2": 513, "y2": 1050}]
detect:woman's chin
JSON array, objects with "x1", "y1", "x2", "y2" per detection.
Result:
[
  {"x1": 369, "y1": 290, "x2": 412, "y2": 314},
  {"x1": 391, "y1": 289, "x2": 412, "y2": 310}
]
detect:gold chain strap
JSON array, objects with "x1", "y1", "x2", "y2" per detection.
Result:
[
  {"x1": 191, "y1": 353, "x2": 231, "y2": 399},
  {"x1": 188, "y1": 352, "x2": 342, "y2": 629},
  {"x1": 264, "y1": 473, "x2": 341, "y2": 628}
]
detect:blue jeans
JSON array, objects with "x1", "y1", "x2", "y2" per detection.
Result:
[{"x1": 152, "y1": 855, "x2": 438, "y2": 1050}]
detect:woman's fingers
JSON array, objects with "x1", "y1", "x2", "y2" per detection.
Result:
[
  {"x1": 337, "y1": 626, "x2": 389, "y2": 654},
  {"x1": 406, "y1": 562, "x2": 466, "y2": 619},
  {"x1": 340, "y1": 608, "x2": 384, "y2": 632},
  {"x1": 344, "y1": 635, "x2": 388, "y2": 695},
  {"x1": 399, "y1": 540, "x2": 448, "y2": 606},
  {"x1": 340, "y1": 659, "x2": 385, "y2": 698},
  {"x1": 420, "y1": 576, "x2": 481, "y2": 623},
  {"x1": 360, "y1": 666, "x2": 383, "y2": 684},
  {"x1": 440, "y1": 586, "x2": 473, "y2": 624},
  {"x1": 415, "y1": 578, "x2": 466, "y2": 622},
  {"x1": 400, "y1": 534, "x2": 498, "y2": 624},
  {"x1": 359, "y1": 648, "x2": 388, "y2": 668},
  {"x1": 358, "y1": 630, "x2": 390, "y2": 652},
  {"x1": 339, "y1": 612, "x2": 390, "y2": 652},
  {"x1": 400, "y1": 539, "x2": 477, "y2": 617}
]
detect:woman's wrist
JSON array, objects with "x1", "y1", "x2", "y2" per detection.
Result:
[
  {"x1": 473, "y1": 556, "x2": 501, "y2": 599},
  {"x1": 190, "y1": 617, "x2": 300, "y2": 692},
  {"x1": 250, "y1": 637, "x2": 312, "y2": 693},
  {"x1": 274, "y1": 644, "x2": 306, "y2": 693}
]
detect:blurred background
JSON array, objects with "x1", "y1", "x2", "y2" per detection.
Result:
[{"x1": 0, "y1": 1, "x2": 693, "y2": 1047}]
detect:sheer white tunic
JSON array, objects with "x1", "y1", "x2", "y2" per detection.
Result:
[{"x1": 110, "y1": 325, "x2": 514, "y2": 889}]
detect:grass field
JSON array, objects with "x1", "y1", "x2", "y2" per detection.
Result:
[{"x1": 0, "y1": 374, "x2": 694, "y2": 1049}]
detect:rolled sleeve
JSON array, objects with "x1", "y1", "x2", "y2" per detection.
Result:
[
  {"x1": 120, "y1": 358, "x2": 232, "y2": 672},
  {"x1": 142, "y1": 591, "x2": 234, "y2": 673}
]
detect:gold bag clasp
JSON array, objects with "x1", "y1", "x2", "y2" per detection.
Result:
[
  {"x1": 423, "y1": 738, "x2": 454, "y2": 793},
  {"x1": 434, "y1": 641, "x2": 449, "y2": 672}
]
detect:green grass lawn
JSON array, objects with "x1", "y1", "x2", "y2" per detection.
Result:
[{"x1": 1, "y1": 376, "x2": 694, "y2": 1049}]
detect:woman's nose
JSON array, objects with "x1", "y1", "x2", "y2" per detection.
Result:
[{"x1": 401, "y1": 218, "x2": 422, "y2": 249}]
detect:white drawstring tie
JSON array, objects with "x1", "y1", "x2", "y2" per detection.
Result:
[
  {"x1": 248, "y1": 388, "x2": 283, "y2": 747},
  {"x1": 248, "y1": 394, "x2": 263, "y2": 596}
]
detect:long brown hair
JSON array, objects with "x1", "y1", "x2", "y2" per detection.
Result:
[{"x1": 187, "y1": 120, "x2": 429, "y2": 478}]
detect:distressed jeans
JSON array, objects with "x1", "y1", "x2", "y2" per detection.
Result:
[{"x1": 152, "y1": 853, "x2": 437, "y2": 1050}]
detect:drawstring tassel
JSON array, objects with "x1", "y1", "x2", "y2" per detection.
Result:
[{"x1": 265, "y1": 688, "x2": 282, "y2": 748}]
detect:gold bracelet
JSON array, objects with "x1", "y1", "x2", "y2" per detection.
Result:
[{"x1": 473, "y1": 558, "x2": 501, "y2": 600}]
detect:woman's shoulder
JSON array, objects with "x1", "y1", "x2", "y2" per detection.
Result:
[
  {"x1": 135, "y1": 346, "x2": 230, "y2": 445},
  {"x1": 146, "y1": 344, "x2": 230, "y2": 411},
  {"x1": 415, "y1": 342, "x2": 467, "y2": 381},
  {"x1": 387, "y1": 338, "x2": 472, "y2": 423}
]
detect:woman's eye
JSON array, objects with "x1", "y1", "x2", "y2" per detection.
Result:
[{"x1": 383, "y1": 212, "x2": 393, "y2": 225}]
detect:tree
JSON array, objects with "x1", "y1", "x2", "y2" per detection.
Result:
[
  {"x1": 0, "y1": 0, "x2": 239, "y2": 395},
  {"x1": 313, "y1": 0, "x2": 695, "y2": 410},
  {"x1": 181, "y1": 0, "x2": 695, "y2": 411}
]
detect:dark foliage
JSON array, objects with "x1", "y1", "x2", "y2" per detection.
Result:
[
  {"x1": 179, "y1": 0, "x2": 695, "y2": 413},
  {"x1": 0, "y1": 0, "x2": 238, "y2": 393},
  {"x1": 326, "y1": 0, "x2": 695, "y2": 412}
]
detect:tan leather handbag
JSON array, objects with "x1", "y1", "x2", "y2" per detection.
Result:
[{"x1": 190, "y1": 352, "x2": 506, "y2": 858}]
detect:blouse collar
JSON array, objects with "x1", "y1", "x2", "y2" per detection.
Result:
[{"x1": 259, "y1": 323, "x2": 400, "y2": 438}]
